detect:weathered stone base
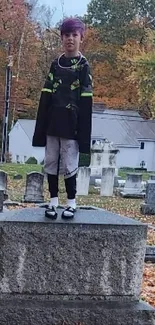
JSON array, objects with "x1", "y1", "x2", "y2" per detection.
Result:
[
  {"x1": 141, "y1": 203, "x2": 155, "y2": 215},
  {"x1": 23, "y1": 195, "x2": 44, "y2": 203},
  {"x1": 0, "y1": 297, "x2": 154, "y2": 325},
  {"x1": 0, "y1": 207, "x2": 147, "y2": 298},
  {"x1": 145, "y1": 255, "x2": 155, "y2": 262},
  {"x1": 120, "y1": 191, "x2": 145, "y2": 198}
]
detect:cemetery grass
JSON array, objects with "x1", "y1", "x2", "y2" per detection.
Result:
[
  {"x1": 1, "y1": 163, "x2": 155, "y2": 307},
  {"x1": 119, "y1": 169, "x2": 151, "y2": 180},
  {"x1": 0, "y1": 163, "x2": 42, "y2": 177}
]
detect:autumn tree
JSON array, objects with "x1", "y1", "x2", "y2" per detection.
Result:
[
  {"x1": 81, "y1": 27, "x2": 138, "y2": 108},
  {"x1": 0, "y1": 0, "x2": 59, "y2": 125},
  {"x1": 127, "y1": 29, "x2": 155, "y2": 118},
  {"x1": 86, "y1": 0, "x2": 155, "y2": 45},
  {"x1": 83, "y1": 0, "x2": 155, "y2": 110},
  {"x1": 0, "y1": 0, "x2": 30, "y2": 139}
]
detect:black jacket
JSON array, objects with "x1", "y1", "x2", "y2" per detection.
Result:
[{"x1": 32, "y1": 54, "x2": 93, "y2": 153}]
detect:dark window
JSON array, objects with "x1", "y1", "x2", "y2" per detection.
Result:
[{"x1": 140, "y1": 142, "x2": 145, "y2": 149}]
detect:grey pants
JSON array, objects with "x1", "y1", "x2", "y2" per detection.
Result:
[{"x1": 44, "y1": 136, "x2": 79, "y2": 179}]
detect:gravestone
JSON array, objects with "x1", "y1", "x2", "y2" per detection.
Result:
[
  {"x1": 118, "y1": 179, "x2": 126, "y2": 187},
  {"x1": 77, "y1": 167, "x2": 91, "y2": 195},
  {"x1": 95, "y1": 178, "x2": 101, "y2": 187},
  {"x1": 0, "y1": 190, "x2": 4, "y2": 212},
  {"x1": 149, "y1": 174, "x2": 155, "y2": 180},
  {"x1": 95, "y1": 175, "x2": 122, "y2": 189},
  {"x1": 145, "y1": 245, "x2": 155, "y2": 262},
  {"x1": 0, "y1": 170, "x2": 8, "y2": 200},
  {"x1": 23, "y1": 172, "x2": 44, "y2": 203},
  {"x1": 100, "y1": 167, "x2": 115, "y2": 196},
  {"x1": 146, "y1": 245, "x2": 155, "y2": 256},
  {"x1": 120, "y1": 173, "x2": 145, "y2": 198},
  {"x1": 115, "y1": 168, "x2": 118, "y2": 176},
  {"x1": 141, "y1": 180, "x2": 155, "y2": 214},
  {"x1": 90, "y1": 140, "x2": 104, "y2": 183},
  {"x1": 0, "y1": 170, "x2": 7, "y2": 191},
  {"x1": 90, "y1": 139, "x2": 119, "y2": 185},
  {"x1": 114, "y1": 175, "x2": 122, "y2": 188},
  {"x1": 0, "y1": 207, "x2": 154, "y2": 324}
]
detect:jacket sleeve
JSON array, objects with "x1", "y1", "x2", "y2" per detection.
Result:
[
  {"x1": 32, "y1": 63, "x2": 54, "y2": 147},
  {"x1": 77, "y1": 63, "x2": 93, "y2": 154}
]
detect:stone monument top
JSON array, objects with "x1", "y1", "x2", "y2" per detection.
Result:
[
  {"x1": 91, "y1": 139, "x2": 118, "y2": 154},
  {"x1": 0, "y1": 206, "x2": 146, "y2": 227}
]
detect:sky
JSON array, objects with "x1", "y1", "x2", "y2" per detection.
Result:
[{"x1": 40, "y1": 0, "x2": 91, "y2": 24}]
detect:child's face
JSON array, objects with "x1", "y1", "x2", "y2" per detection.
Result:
[{"x1": 62, "y1": 30, "x2": 82, "y2": 56}]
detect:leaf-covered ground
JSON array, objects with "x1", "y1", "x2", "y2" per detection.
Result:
[{"x1": 142, "y1": 263, "x2": 155, "y2": 307}]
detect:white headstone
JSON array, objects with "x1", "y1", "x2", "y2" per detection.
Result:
[
  {"x1": 115, "y1": 168, "x2": 119, "y2": 176},
  {"x1": 90, "y1": 140, "x2": 104, "y2": 179},
  {"x1": 90, "y1": 140, "x2": 119, "y2": 183},
  {"x1": 100, "y1": 167, "x2": 115, "y2": 197},
  {"x1": 95, "y1": 179, "x2": 101, "y2": 187},
  {"x1": 114, "y1": 176, "x2": 122, "y2": 188},
  {"x1": 77, "y1": 167, "x2": 91, "y2": 196}
]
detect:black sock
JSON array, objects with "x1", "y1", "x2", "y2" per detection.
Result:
[
  {"x1": 64, "y1": 174, "x2": 76, "y2": 200},
  {"x1": 47, "y1": 174, "x2": 59, "y2": 198}
]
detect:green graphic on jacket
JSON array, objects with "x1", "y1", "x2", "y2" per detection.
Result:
[
  {"x1": 71, "y1": 79, "x2": 80, "y2": 90},
  {"x1": 53, "y1": 79, "x2": 62, "y2": 93}
]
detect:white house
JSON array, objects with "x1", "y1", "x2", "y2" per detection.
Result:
[
  {"x1": 92, "y1": 107, "x2": 155, "y2": 171},
  {"x1": 9, "y1": 107, "x2": 155, "y2": 171},
  {"x1": 9, "y1": 119, "x2": 45, "y2": 164}
]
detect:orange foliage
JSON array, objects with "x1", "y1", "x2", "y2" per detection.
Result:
[
  {"x1": 0, "y1": 0, "x2": 47, "y2": 120},
  {"x1": 81, "y1": 28, "x2": 139, "y2": 109},
  {"x1": 142, "y1": 263, "x2": 155, "y2": 308},
  {"x1": 0, "y1": 0, "x2": 61, "y2": 122}
]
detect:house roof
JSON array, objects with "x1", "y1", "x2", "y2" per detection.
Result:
[
  {"x1": 11, "y1": 109, "x2": 155, "y2": 147},
  {"x1": 92, "y1": 110, "x2": 155, "y2": 146},
  {"x1": 92, "y1": 114, "x2": 139, "y2": 146},
  {"x1": 18, "y1": 119, "x2": 36, "y2": 141}
]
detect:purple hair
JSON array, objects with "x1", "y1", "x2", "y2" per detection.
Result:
[{"x1": 60, "y1": 18, "x2": 85, "y2": 37}]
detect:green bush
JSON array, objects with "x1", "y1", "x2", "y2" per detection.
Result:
[
  {"x1": 25, "y1": 157, "x2": 38, "y2": 164},
  {"x1": 5, "y1": 152, "x2": 12, "y2": 163},
  {"x1": 119, "y1": 167, "x2": 135, "y2": 171},
  {"x1": 79, "y1": 153, "x2": 90, "y2": 167}
]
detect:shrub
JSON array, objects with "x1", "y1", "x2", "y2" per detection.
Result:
[
  {"x1": 25, "y1": 157, "x2": 38, "y2": 164},
  {"x1": 79, "y1": 153, "x2": 90, "y2": 167},
  {"x1": 5, "y1": 152, "x2": 12, "y2": 163}
]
